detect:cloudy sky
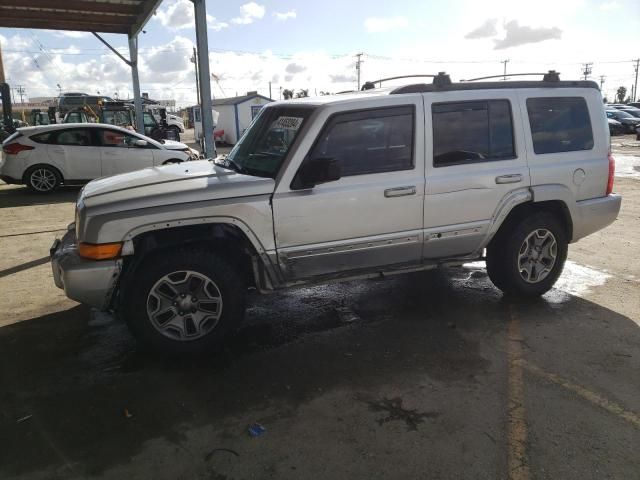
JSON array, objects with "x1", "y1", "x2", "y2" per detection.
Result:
[{"x1": 1, "y1": 0, "x2": 639, "y2": 107}]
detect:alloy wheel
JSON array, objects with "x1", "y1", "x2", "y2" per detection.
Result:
[
  {"x1": 30, "y1": 168, "x2": 57, "y2": 192},
  {"x1": 146, "y1": 270, "x2": 223, "y2": 341},
  {"x1": 517, "y1": 229, "x2": 558, "y2": 283}
]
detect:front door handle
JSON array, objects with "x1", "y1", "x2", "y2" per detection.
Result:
[
  {"x1": 384, "y1": 186, "x2": 416, "y2": 198},
  {"x1": 495, "y1": 174, "x2": 523, "y2": 184}
]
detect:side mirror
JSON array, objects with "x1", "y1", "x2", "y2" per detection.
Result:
[
  {"x1": 293, "y1": 157, "x2": 341, "y2": 189},
  {"x1": 133, "y1": 139, "x2": 148, "y2": 147}
]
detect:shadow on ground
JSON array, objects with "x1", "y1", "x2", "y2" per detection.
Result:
[
  {"x1": 0, "y1": 266, "x2": 637, "y2": 478},
  {"x1": 0, "y1": 185, "x2": 80, "y2": 208}
]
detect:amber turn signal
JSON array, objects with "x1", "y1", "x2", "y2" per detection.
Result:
[{"x1": 78, "y1": 242, "x2": 123, "y2": 260}]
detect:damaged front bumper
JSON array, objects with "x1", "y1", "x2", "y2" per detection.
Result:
[{"x1": 50, "y1": 226, "x2": 121, "y2": 310}]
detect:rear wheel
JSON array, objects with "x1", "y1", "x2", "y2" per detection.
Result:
[
  {"x1": 486, "y1": 211, "x2": 568, "y2": 296},
  {"x1": 25, "y1": 165, "x2": 61, "y2": 193},
  {"x1": 120, "y1": 249, "x2": 246, "y2": 355}
]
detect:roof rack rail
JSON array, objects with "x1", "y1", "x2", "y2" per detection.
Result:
[
  {"x1": 462, "y1": 70, "x2": 561, "y2": 82},
  {"x1": 361, "y1": 72, "x2": 452, "y2": 91}
]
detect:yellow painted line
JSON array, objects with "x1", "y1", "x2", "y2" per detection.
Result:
[
  {"x1": 519, "y1": 360, "x2": 640, "y2": 430},
  {"x1": 507, "y1": 304, "x2": 530, "y2": 480}
]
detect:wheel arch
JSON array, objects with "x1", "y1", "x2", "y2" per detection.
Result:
[
  {"x1": 489, "y1": 199, "x2": 573, "y2": 249},
  {"x1": 115, "y1": 222, "x2": 278, "y2": 308},
  {"x1": 22, "y1": 163, "x2": 65, "y2": 184}
]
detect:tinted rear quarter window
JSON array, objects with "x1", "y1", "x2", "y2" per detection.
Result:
[
  {"x1": 526, "y1": 97, "x2": 594, "y2": 154},
  {"x1": 30, "y1": 132, "x2": 54, "y2": 144}
]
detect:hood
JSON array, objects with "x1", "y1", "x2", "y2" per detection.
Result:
[
  {"x1": 81, "y1": 160, "x2": 275, "y2": 209},
  {"x1": 161, "y1": 139, "x2": 190, "y2": 150}
]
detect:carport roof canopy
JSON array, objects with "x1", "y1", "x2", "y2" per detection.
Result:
[{"x1": 0, "y1": 0, "x2": 163, "y2": 36}]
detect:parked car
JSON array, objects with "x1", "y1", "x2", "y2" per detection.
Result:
[
  {"x1": 608, "y1": 118, "x2": 626, "y2": 135},
  {"x1": 615, "y1": 106, "x2": 640, "y2": 118},
  {"x1": 1, "y1": 123, "x2": 198, "y2": 193},
  {"x1": 605, "y1": 109, "x2": 640, "y2": 133},
  {"x1": 51, "y1": 74, "x2": 621, "y2": 354}
]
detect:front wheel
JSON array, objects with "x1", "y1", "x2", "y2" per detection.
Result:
[
  {"x1": 120, "y1": 249, "x2": 246, "y2": 355},
  {"x1": 486, "y1": 212, "x2": 568, "y2": 297}
]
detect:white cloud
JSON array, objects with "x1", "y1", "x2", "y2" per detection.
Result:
[
  {"x1": 232, "y1": 2, "x2": 266, "y2": 25},
  {"x1": 285, "y1": 62, "x2": 306, "y2": 74},
  {"x1": 364, "y1": 16, "x2": 408, "y2": 33},
  {"x1": 206, "y1": 14, "x2": 229, "y2": 31},
  {"x1": 51, "y1": 31, "x2": 90, "y2": 39},
  {"x1": 274, "y1": 10, "x2": 296, "y2": 21},
  {"x1": 465, "y1": 19, "x2": 498, "y2": 39},
  {"x1": 155, "y1": 0, "x2": 194, "y2": 30},
  {"x1": 493, "y1": 20, "x2": 562, "y2": 49},
  {"x1": 144, "y1": 36, "x2": 193, "y2": 74}
]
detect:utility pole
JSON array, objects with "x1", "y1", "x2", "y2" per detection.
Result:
[
  {"x1": 501, "y1": 59, "x2": 509, "y2": 81},
  {"x1": 633, "y1": 59, "x2": 639, "y2": 102},
  {"x1": 56, "y1": 83, "x2": 62, "y2": 95},
  {"x1": 269, "y1": 81, "x2": 272, "y2": 99},
  {"x1": 191, "y1": 47, "x2": 201, "y2": 106},
  {"x1": 279, "y1": 86, "x2": 282, "y2": 100},
  {"x1": 16, "y1": 85, "x2": 25, "y2": 103},
  {"x1": 582, "y1": 62, "x2": 593, "y2": 80},
  {"x1": 355, "y1": 52, "x2": 364, "y2": 90},
  {"x1": 0, "y1": 41, "x2": 5, "y2": 84},
  {"x1": 599, "y1": 75, "x2": 606, "y2": 90}
]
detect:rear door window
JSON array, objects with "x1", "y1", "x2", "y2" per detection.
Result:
[
  {"x1": 432, "y1": 100, "x2": 515, "y2": 167},
  {"x1": 526, "y1": 97, "x2": 594, "y2": 154},
  {"x1": 53, "y1": 129, "x2": 94, "y2": 146}
]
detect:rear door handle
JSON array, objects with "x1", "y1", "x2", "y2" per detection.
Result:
[
  {"x1": 384, "y1": 186, "x2": 416, "y2": 198},
  {"x1": 495, "y1": 174, "x2": 522, "y2": 184}
]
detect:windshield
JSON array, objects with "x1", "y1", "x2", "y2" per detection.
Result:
[
  {"x1": 221, "y1": 106, "x2": 314, "y2": 178},
  {"x1": 614, "y1": 110, "x2": 634, "y2": 119}
]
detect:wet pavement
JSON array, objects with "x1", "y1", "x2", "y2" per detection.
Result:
[{"x1": 0, "y1": 138, "x2": 639, "y2": 479}]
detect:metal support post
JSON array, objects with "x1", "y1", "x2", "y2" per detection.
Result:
[
  {"x1": 193, "y1": 0, "x2": 215, "y2": 158},
  {"x1": 128, "y1": 35, "x2": 144, "y2": 134}
]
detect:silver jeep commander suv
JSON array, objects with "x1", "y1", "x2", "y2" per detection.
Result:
[{"x1": 51, "y1": 72, "x2": 621, "y2": 355}]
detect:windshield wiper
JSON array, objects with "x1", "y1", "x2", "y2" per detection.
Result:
[{"x1": 214, "y1": 156, "x2": 246, "y2": 174}]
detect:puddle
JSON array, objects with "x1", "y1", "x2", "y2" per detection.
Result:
[
  {"x1": 613, "y1": 154, "x2": 640, "y2": 178},
  {"x1": 543, "y1": 261, "x2": 611, "y2": 304},
  {"x1": 461, "y1": 260, "x2": 611, "y2": 305}
]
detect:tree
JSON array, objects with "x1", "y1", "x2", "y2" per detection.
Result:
[
  {"x1": 282, "y1": 89, "x2": 294, "y2": 100},
  {"x1": 295, "y1": 89, "x2": 309, "y2": 98},
  {"x1": 616, "y1": 86, "x2": 627, "y2": 103}
]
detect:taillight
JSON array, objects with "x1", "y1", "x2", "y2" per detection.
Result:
[
  {"x1": 606, "y1": 153, "x2": 615, "y2": 195},
  {"x1": 2, "y1": 143, "x2": 34, "y2": 155}
]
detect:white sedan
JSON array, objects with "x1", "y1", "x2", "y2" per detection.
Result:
[{"x1": 0, "y1": 123, "x2": 199, "y2": 193}]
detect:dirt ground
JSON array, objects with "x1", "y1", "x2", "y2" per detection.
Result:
[{"x1": 0, "y1": 136, "x2": 639, "y2": 480}]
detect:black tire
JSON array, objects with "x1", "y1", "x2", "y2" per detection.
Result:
[
  {"x1": 24, "y1": 165, "x2": 62, "y2": 194},
  {"x1": 120, "y1": 249, "x2": 246, "y2": 355},
  {"x1": 169, "y1": 126, "x2": 181, "y2": 141},
  {"x1": 486, "y1": 211, "x2": 568, "y2": 297}
]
